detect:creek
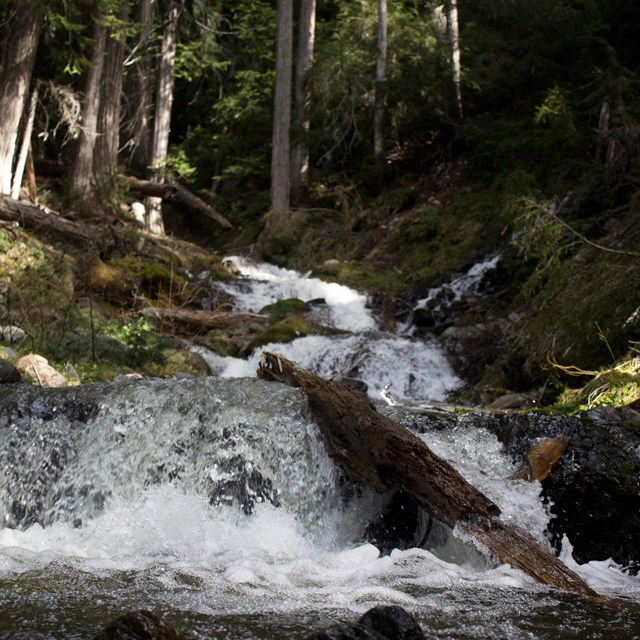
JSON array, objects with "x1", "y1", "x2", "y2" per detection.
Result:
[{"x1": 0, "y1": 258, "x2": 639, "y2": 639}]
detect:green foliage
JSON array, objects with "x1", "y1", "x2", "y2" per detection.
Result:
[
  {"x1": 509, "y1": 195, "x2": 570, "y2": 296},
  {"x1": 310, "y1": 0, "x2": 449, "y2": 170},
  {"x1": 0, "y1": 230, "x2": 76, "y2": 356},
  {"x1": 98, "y1": 316, "x2": 167, "y2": 366},
  {"x1": 534, "y1": 85, "x2": 575, "y2": 130},
  {"x1": 552, "y1": 353, "x2": 640, "y2": 414}
]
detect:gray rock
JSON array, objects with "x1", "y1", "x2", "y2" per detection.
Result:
[{"x1": 0, "y1": 359, "x2": 21, "y2": 383}]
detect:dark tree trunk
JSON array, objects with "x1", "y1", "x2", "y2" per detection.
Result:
[
  {"x1": 122, "y1": 0, "x2": 155, "y2": 170},
  {"x1": 270, "y1": 0, "x2": 294, "y2": 211},
  {"x1": 72, "y1": 18, "x2": 107, "y2": 200},
  {"x1": 290, "y1": 0, "x2": 316, "y2": 203},
  {"x1": 374, "y1": 0, "x2": 387, "y2": 161},
  {"x1": 0, "y1": 0, "x2": 43, "y2": 195},
  {"x1": 95, "y1": 8, "x2": 129, "y2": 193}
]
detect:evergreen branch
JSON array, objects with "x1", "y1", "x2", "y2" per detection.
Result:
[{"x1": 549, "y1": 211, "x2": 640, "y2": 258}]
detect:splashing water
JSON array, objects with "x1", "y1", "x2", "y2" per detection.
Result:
[
  {"x1": 0, "y1": 378, "x2": 639, "y2": 639},
  {"x1": 206, "y1": 257, "x2": 462, "y2": 403}
]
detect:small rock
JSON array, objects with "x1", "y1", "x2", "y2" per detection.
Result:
[
  {"x1": 306, "y1": 605, "x2": 426, "y2": 640},
  {"x1": 488, "y1": 393, "x2": 534, "y2": 410},
  {"x1": 0, "y1": 325, "x2": 26, "y2": 343},
  {"x1": 95, "y1": 610, "x2": 181, "y2": 640},
  {"x1": 16, "y1": 354, "x2": 69, "y2": 387}
]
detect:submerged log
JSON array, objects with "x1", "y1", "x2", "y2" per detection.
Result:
[{"x1": 257, "y1": 352, "x2": 597, "y2": 598}]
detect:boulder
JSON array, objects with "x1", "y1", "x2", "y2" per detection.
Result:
[
  {"x1": 16, "y1": 353, "x2": 69, "y2": 387},
  {"x1": 306, "y1": 605, "x2": 426, "y2": 640},
  {"x1": 0, "y1": 325, "x2": 25, "y2": 342},
  {"x1": 485, "y1": 407, "x2": 640, "y2": 572},
  {"x1": 95, "y1": 610, "x2": 181, "y2": 640}
]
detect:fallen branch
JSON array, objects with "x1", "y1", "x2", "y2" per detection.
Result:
[
  {"x1": 257, "y1": 352, "x2": 597, "y2": 598},
  {"x1": 126, "y1": 177, "x2": 233, "y2": 229},
  {"x1": 143, "y1": 306, "x2": 268, "y2": 330}
]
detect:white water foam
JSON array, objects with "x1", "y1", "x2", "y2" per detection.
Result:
[
  {"x1": 196, "y1": 333, "x2": 462, "y2": 403},
  {"x1": 220, "y1": 256, "x2": 376, "y2": 332}
]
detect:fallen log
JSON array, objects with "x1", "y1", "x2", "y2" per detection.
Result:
[
  {"x1": 126, "y1": 177, "x2": 233, "y2": 229},
  {"x1": 257, "y1": 352, "x2": 597, "y2": 598},
  {"x1": 143, "y1": 306, "x2": 268, "y2": 330},
  {"x1": 0, "y1": 195, "x2": 96, "y2": 245}
]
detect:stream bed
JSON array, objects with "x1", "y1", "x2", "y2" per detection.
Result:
[{"x1": 1, "y1": 258, "x2": 639, "y2": 639}]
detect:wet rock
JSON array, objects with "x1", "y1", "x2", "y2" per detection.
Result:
[
  {"x1": 306, "y1": 605, "x2": 426, "y2": 640},
  {"x1": 484, "y1": 409, "x2": 640, "y2": 571},
  {"x1": 509, "y1": 435, "x2": 570, "y2": 481},
  {"x1": 95, "y1": 610, "x2": 181, "y2": 640},
  {"x1": 0, "y1": 358, "x2": 21, "y2": 383},
  {"x1": 366, "y1": 490, "x2": 430, "y2": 553},
  {"x1": 16, "y1": 353, "x2": 69, "y2": 387}
]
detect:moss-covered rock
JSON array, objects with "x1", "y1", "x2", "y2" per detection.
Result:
[
  {"x1": 260, "y1": 298, "x2": 309, "y2": 323},
  {"x1": 244, "y1": 316, "x2": 309, "y2": 354}
]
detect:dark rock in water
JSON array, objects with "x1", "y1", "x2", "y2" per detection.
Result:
[
  {"x1": 95, "y1": 610, "x2": 181, "y2": 639},
  {"x1": 484, "y1": 408, "x2": 640, "y2": 573},
  {"x1": 306, "y1": 605, "x2": 426, "y2": 640},
  {"x1": 0, "y1": 358, "x2": 21, "y2": 383},
  {"x1": 366, "y1": 490, "x2": 430, "y2": 554}
]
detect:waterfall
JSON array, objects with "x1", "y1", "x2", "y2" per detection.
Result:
[
  {"x1": 1, "y1": 257, "x2": 639, "y2": 639},
  {"x1": 201, "y1": 257, "x2": 463, "y2": 404}
]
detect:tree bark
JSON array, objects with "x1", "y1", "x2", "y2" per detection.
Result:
[
  {"x1": 270, "y1": 0, "x2": 294, "y2": 212},
  {"x1": 146, "y1": 0, "x2": 181, "y2": 235},
  {"x1": 257, "y1": 352, "x2": 597, "y2": 598},
  {"x1": 0, "y1": 195, "x2": 96, "y2": 245},
  {"x1": 444, "y1": 0, "x2": 463, "y2": 120},
  {"x1": 95, "y1": 7, "x2": 129, "y2": 193},
  {"x1": 290, "y1": 0, "x2": 316, "y2": 204},
  {"x1": 72, "y1": 18, "x2": 107, "y2": 200},
  {"x1": 122, "y1": 0, "x2": 155, "y2": 169},
  {"x1": 0, "y1": 0, "x2": 43, "y2": 196},
  {"x1": 374, "y1": 0, "x2": 387, "y2": 161},
  {"x1": 10, "y1": 84, "x2": 39, "y2": 200}
]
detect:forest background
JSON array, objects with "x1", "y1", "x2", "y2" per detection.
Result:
[{"x1": 0, "y1": 0, "x2": 639, "y2": 410}]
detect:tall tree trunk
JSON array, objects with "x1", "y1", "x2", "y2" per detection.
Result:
[
  {"x1": 445, "y1": 0, "x2": 463, "y2": 120},
  {"x1": 374, "y1": 0, "x2": 387, "y2": 161},
  {"x1": 72, "y1": 19, "x2": 107, "y2": 201},
  {"x1": 10, "y1": 84, "x2": 39, "y2": 200},
  {"x1": 146, "y1": 0, "x2": 181, "y2": 235},
  {"x1": 290, "y1": 0, "x2": 316, "y2": 204},
  {"x1": 0, "y1": 0, "x2": 43, "y2": 196},
  {"x1": 270, "y1": 0, "x2": 294, "y2": 212},
  {"x1": 95, "y1": 9, "x2": 129, "y2": 195},
  {"x1": 122, "y1": 0, "x2": 155, "y2": 170}
]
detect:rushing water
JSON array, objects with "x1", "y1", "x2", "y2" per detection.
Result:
[{"x1": 1, "y1": 258, "x2": 639, "y2": 639}]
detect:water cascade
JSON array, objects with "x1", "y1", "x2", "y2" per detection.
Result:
[
  {"x1": 1, "y1": 258, "x2": 639, "y2": 639},
  {"x1": 199, "y1": 257, "x2": 462, "y2": 404}
]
